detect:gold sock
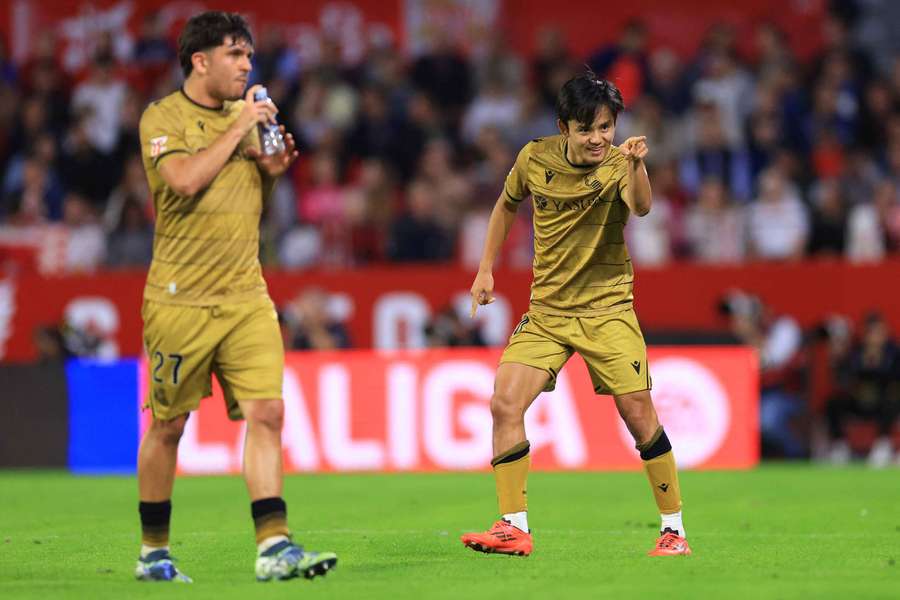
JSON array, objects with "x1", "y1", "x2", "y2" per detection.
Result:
[
  {"x1": 643, "y1": 450, "x2": 682, "y2": 513},
  {"x1": 637, "y1": 427, "x2": 682, "y2": 514},
  {"x1": 491, "y1": 441, "x2": 530, "y2": 514},
  {"x1": 251, "y1": 497, "x2": 290, "y2": 545}
]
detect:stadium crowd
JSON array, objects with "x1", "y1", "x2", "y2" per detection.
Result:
[
  {"x1": 3, "y1": 6, "x2": 899, "y2": 463},
  {"x1": 1, "y1": 10, "x2": 900, "y2": 271}
]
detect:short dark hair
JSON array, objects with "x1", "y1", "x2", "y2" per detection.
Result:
[
  {"x1": 556, "y1": 70, "x2": 625, "y2": 126},
  {"x1": 178, "y1": 11, "x2": 253, "y2": 77}
]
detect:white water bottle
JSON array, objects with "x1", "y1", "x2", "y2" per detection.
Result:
[{"x1": 253, "y1": 87, "x2": 285, "y2": 156}]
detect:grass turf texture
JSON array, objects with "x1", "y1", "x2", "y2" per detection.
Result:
[{"x1": 1, "y1": 466, "x2": 898, "y2": 599}]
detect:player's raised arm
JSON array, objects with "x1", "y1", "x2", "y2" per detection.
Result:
[
  {"x1": 470, "y1": 194, "x2": 519, "y2": 317},
  {"x1": 155, "y1": 86, "x2": 276, "y2": 197},
  {"x1": 620, "y1": 135, "x2": 652, "y2": 216}
]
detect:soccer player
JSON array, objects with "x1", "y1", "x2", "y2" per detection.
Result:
[
  {"x1": 460, "y1": 72, "x2": 691, "y2": 557},
  {"x1": 134, "y1": 12, "x2": 337, "y2": 582}
]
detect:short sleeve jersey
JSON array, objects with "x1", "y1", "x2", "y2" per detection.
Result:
[
  {"x1": 504, "y1": 135, "x2": 634, "y2": 316},
  {"x1": 139, "y1": 89, "x2": 267, "y2": 305}
]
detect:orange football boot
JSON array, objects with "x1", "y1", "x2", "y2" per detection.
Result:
[
  {"x1": 461, "y1": 519, "x2": 533, "y2": 556},
  {"x1": 648, "y1": 528, "x2": 692, "y2": 556}
]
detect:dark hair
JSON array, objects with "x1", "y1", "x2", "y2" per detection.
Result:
[
  {"x1": 556, "y1": 70, "x2": 625, "y2": 126},
  {"x1": 178, "y1": 11, "x2": 253, "y2": 77}
]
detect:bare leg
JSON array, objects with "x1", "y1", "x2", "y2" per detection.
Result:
[
  {"x1": 491, "y1": 362, "x2": 551, "y2": 454},
  {"x1": 239, "y1": 399, "x2": 284, "y2": 500},
  {"x1": 138, "y1": 415, "x2": 188, "y2": 501},
  {"x1": 614, "y1": 389, "x2": 660, "y2": 446}
]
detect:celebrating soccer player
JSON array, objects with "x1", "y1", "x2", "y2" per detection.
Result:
[
  {"x1": 134, "y1": 12, "x2": 337, "y2": 582},
  {"x1": 461, "y1": 72, "x2": 691, "y2": 557}
]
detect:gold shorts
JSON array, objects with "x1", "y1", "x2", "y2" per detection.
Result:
[
  {"x1": 141, "y1": 295, "x2": 284, "y2": 420},
  {"x1": 500, "y1": 308, "x2": 651, "y2": 395}
]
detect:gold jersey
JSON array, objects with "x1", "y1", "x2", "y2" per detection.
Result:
[
  {"x1": 139, "y1": 89, "x2": 267, "y2": 306},
  {"x1": 504, "y1": 135, "x2": 633, "y2": 316}
]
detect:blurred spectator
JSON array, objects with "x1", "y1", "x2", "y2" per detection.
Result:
[
  {"x1": 59, "y1": 115, "x2": 112, "y2": 206},
  {"x1": 248, "y1": 25, "x2": 296, "y2": 88},
  {"x1": 855, "y1": 78, "x2": 894, "y2": 152},
  {"x1": 343, "y1": 84, "x2": 418, "y2": 181},
  {"x1": 683, "y1": 177, "x2": 746, "y2": 263},
  {"x1": 387, "y1": 179, "x2": 453, "y2": 262},
  {"x1": 461, "y1": 79, "x2": 521, "y2": 145},
  {"x1": 846, "y1": 179, "x2": 900, "y2": 261},
  {"x1": 587, "y1": 19, "x2": 649, "y2": 105},
  {"x1": 532, "y1": 27, "x2": 575, "y2": 108},
  {"x1": 2, "y1": 155, "x2": 64, "y2": 223},
  {"x1": 750, "y1": 23, "x2": 794, "y2": 81},
  {"x1": 132, "y1": 11, "x2": 176, "y2": 95},
  {"x1": 7, "y1": 95, "x2": 50, "y2": 160},
  {"x1": 691, "y1": 49, "x2": 754, "y2": 149},
  {"x1": 19, "y1": 32, "x2": 70, "y2": 132},
  {"x1": 747, "y1": 168, "x2": 809, "y2": 260},
  {"x1": 645, "y1": 47, "x2": 691, "y2": 115},
  {"x1": 425, "y1": 305, "x2": 485, "y2": 347},
  {"x1": 839, "y1": 145, "x2": 882, "y2": 205},
  {"x1": 342, "y1": 158, "x2": 397, "y2": 264},
  {"x1": 292, "y1": 71, "x2": 357, "y2": 150},
  {"x1": 281, "y1": 287, "x2": 351, "y2": 350},
  {"x1": 616, "y1": 95, "x2": 680, "y2": 168},
  {"x1": 417, "y1": 138, "x2": 472, "y2": 232},
  {"x1": 71, "y1": 51, "x2": 127, "y2": 154},
  {"x1": 473, "y1": 34, "x2": 525, "y2": 94},
  {"x1": 295, "y1": 152, "x2": 351, "y2": 266},
  {"x1": 60, "y1": 192, "x2": 105, "y2": 271},
  {"x1": 825, "y1": 312, "x2": 900, "y2": 466},
  {"x1": 103, "y1": 154, "x2": 149, "y2": 232},
  {"x1": 0, "y1": 34, "x2": 15, "y2": 85},
  {"x1": 680, "y1": 102, "x2": 751, "y2": 200},
  {"x1": 721, "y1": 291, "x2": 806, "y2": 457},
  {"x1": 744, "y1": 83, "x2": 784, "y2": 183},
  {"x1": 807, "y1": 179, "x2": 847, "y2": 256},
  {"x1": 410, "y1": 29, "x2": 472, "y2": 124},
  {"x1": 626, "y1": 166, "x2": 675, "y2": 266},
  {"x1": 508, "y1": 87, "x2": 558, "y2": 151},
  {"x1": 105, "y1": 198, "x2": 153, "y2": 268}
]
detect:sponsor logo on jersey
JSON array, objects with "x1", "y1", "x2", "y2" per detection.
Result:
[{"x1": 149, "y1": 136, "x2": 168, "y2": 158}]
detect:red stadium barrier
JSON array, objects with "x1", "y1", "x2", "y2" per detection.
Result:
[
  {"x1": 137, "y1": 347, "x2": 759, "y2": 474},
  {"x1": 4, "y1": 260, "x2": 900, "y2": 362}
]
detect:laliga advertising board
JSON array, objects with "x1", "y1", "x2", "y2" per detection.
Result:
[{"x1": 139, "y1": 347, "x2": 758, "y2": 474}]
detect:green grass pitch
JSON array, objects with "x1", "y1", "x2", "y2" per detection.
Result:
[{"x1": 1, "y1": 466, "x2": 898, "y2": 599}]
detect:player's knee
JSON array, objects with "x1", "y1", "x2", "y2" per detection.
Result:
[
  {"x1": 617, "y1": 398, "x2": 657, "y2": 442},
  {"x1": 246, "y1": 400, "x2": 284, "y2": 432},
  {"x1": 150, "y1": 415, "x2": 187, "y2": 446},
  {"x1": 491, "y1": 392, "x2": 525, "y2": 423}
]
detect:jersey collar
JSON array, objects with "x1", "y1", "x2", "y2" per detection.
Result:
[{"x1": 180, "y1": 87, "x2": 226, "y2": 112}]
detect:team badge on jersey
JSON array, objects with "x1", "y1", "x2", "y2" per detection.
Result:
[{"x1": 150, "y1": 136, "x2": 168, "y2": 158}]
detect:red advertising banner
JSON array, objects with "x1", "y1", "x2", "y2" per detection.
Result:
[
  {"x1": 4, "y1": 260, "x2": 900, "y2": 363},
  {"x1": 138, "y1": 347, "x2": 758, "y2": 474}
]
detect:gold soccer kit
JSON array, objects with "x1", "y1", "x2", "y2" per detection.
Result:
[
  {"x1": 139, "y1": 89, "x2": 282, "y2": 420},
  {"x1": 500, "y1": 135, "x2": 651, "y2": 395}
]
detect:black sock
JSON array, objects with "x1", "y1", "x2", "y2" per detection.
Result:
[
  {"x1": 251, "y1": 497, "x2": 289, "y2": 544},
  {"x1": 139, "y1": 500, "x2": 171, "y2": 549}
]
